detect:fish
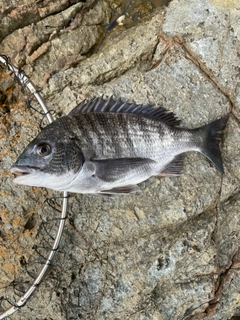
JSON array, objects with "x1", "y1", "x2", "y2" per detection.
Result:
[{"x1": 10, "y1": 97, "x2": 228, "y2": 195}]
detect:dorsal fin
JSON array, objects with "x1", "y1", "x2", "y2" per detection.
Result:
[{"x1": 69, "y1": 97, "x2": 181, "y2": 127}]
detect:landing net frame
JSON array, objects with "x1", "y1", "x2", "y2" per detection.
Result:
[{"x1": 0, "y1": 55, "x2": 68, "y2": 319}]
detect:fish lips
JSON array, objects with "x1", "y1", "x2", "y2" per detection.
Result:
[{"x1": 10, "y1": 165, "x2": 40, "y2": 184}]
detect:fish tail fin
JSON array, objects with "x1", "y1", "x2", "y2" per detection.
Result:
[{"x1": 197, "y1": 115, "x2": 229, "y2": 173}]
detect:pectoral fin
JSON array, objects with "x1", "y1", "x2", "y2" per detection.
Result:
[{"x1": 92, "y1": 157, "x2": 156, "y2": 182}]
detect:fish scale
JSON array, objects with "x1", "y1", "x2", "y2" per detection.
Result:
[
  {"x1": 10, "y1": 97, "x2": 228, "y2": 195},
  {"x1": 73, "y1": 113, "x2": 170, "y2": 159}
]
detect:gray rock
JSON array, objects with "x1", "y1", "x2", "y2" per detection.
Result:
[{"x1": 0, "y1": 0, "x2": 239, "y2": 319}]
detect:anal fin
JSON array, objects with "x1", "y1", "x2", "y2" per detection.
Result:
[{"x1": 158, "y1": 154, "x2": 185, "y2": 177}]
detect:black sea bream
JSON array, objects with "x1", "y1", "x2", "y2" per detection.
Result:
[{"x1": 10, "y1": 98, "x2": 228, "y2": 195}]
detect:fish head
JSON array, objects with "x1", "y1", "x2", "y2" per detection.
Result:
[{"x1": 10, "y1": 123, "x2": 84, "y2": 191}]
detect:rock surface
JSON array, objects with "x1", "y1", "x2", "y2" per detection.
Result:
[{"x1": 0, "y1": 0, "x2": 240, "y2": 319}]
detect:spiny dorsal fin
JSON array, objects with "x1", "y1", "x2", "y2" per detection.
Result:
[{"x1": 69, "y1": 97, "x2": 181, "y2": 127}]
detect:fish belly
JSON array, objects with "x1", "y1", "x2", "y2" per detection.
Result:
[{"x1": 63, "y1": 154, "x2": 176, "y2": 194}]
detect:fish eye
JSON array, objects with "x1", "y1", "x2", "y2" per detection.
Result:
[{"x1": 37, "y1": 143, "x2": 52, "y2": 156}]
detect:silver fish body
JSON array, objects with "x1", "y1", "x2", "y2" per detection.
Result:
[{"x1": 10, "y1": 98, "x2": 228, "y2": 195}]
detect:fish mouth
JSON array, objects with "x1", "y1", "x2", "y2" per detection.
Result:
[
  {"x1": 10, "y1": 165, "x2": 37, "y2": 175},
  {"x1": 10, "y1": 165, "x2": 40, "y2": 183}
]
